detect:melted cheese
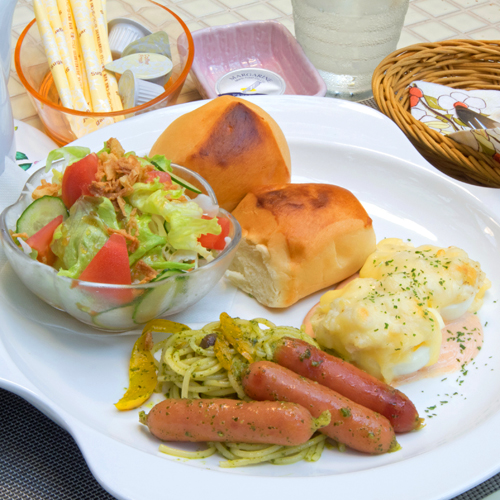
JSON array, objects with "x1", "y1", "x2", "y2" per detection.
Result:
[
  {"x1": 360, "y1": 238, "x2": 490, "y2": 320},
  {"x1": 312, "y1": 278, "x2": 444, "y2": 382},
  {"x1": 311, "y1": 239, "x2": 490, "y2": 384}
]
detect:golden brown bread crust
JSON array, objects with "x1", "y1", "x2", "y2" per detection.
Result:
[
  {"x1": 226, "y1": 183, "x2": 376, "y2": 307},
  {"x1": 149, "y1": 96, "x2": 291, "y2": 211}
]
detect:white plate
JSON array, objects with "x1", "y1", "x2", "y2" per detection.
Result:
[{"x1": 1, "y1": 96, "x2": 500, "y2": 500}]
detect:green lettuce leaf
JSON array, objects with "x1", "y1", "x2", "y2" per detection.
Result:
[
  {"x1": 97, "y1": 198, "x2": 120, "y2": 231},
  {"x1": 145, "y1": 154, "x2": 172, "y2": 173},
  {"x1": 128, "y1": 213, "x2": 168, "y2": 267},
  {"x1": 97, "y1": 142, "x2": 110, "y2": 155},
  {"x1": 127, "y1": 153, "x2": 172, "y2": 172},
  {"x1": 128, "y1": 180, "x2": 184, "y2": 203},
  {"x1": 52, "y1": 197, "x2": 119, "y2": 278},
  {"x1": 51, "y1": 169, "x2": 63, "y2": 185},
  {"x1": 167, "y1": 208, "x2": 220, "y2": 259},
  {"x1": 45, "y1": 146, "x2": 91, "y2": 173},
  {"x1": 140, "y1": 246, "x2": 193, "y2": 270},
  {"x1": 127, "y1": 188, "x2": 220, "y2": 258}
]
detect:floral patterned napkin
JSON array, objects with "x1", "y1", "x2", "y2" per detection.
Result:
[{"x1": 409, "y1": 80, "x2": 500, "y2": 162}]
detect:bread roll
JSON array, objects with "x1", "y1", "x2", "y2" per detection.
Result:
[
  {"x1": 149, "y1": 96, "x2": 291, "y2": 211},
  {"x1": 226, "y1": 183, "x2": 376, "y2": 308}
]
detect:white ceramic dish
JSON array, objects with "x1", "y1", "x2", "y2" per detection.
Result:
[{"x1": 1, "y1": 96, "x2": 500, "y2": 500}]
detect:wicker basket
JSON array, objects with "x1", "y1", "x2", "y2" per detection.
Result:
[{"x1": 372, "y1": 39, "x2": 500, "y2": 187}]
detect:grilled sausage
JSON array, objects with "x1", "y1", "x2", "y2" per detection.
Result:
[
  {"x1": 243, "y1": 361, "x2": 398, "y2": 454},
  {"x1": 274, "y1": 337, "x2": 421, "y2": 433},
  {"x1": 140, "y1": 398, "x2": 327, "y2": 446}
]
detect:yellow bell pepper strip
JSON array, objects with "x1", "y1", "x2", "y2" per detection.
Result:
[
  {"x1": 114, "y1": 319, "x2": 191, "y2": 411},
  {"x1": 214, "y1": 334, "x2": 233, "y2": 371},
  {"x1": 114, "y1": 329, "x2": 156, "y2": 411},
  {"x1": 219, "y1": 312, "x2": 254, "y2": 363},
  {"x1": 141, "y1": 319, "x2": 191, "y2": 337}
]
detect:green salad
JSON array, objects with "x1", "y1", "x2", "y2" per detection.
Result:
[{"x1": 13, "y1": 138, "x2": 230, "y2": 286}]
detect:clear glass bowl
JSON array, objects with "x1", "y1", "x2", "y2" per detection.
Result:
[
  {"x1": 0, "y1": 165, "x2": 241, "y2": 333},
  {"x1": 14, "y1": 0, "x2": 194, "y2": 146}
]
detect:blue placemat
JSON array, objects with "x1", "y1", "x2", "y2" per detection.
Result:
[{"x1": 0, "y1": 388, "x2": 115, "y2": 500}]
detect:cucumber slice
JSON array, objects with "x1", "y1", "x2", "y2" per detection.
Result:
[
  {"x1": 149, "y1": 158, "x2": 170, "y2": 172},
  {"x1": 150, "y1": 262, "x2": 193, "y2": 272},
  {"x1": 92, "y1": 303, "x2": 137, "y2": 330},
  {"x1": 16, "y1": 196, "x2": 68, "y2": 237},
  {"x1": 151, "y1": 160, "x2": 201, "y2": 194},
  {"x1": 133, "y1": 271, "x2": 181, "y2": 324},
  {"x1": 152, "y1": 269, "x2": 182, "y2": 282},
  {"x1": 169, "y1": 172, "x2": 202, "y2": 195}
]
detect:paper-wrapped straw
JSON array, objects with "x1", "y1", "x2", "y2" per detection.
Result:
[
  {"x1": 43, "y1": 0, "x2": 90, "y2": 113},
  {"x1": 89, "y1": 0, "x2": 123, "y2": 114},
  {"x1": 33, "y1": 0, "x2": 73, "y2": 110},
  {"x1": 34, "y1": 0, "x2": 92, "y2": 137},
  {"x1": 56, "y1": 0, "x2": 92, "y2": 109},
  {"x1": 101, "y1": 0, "x2": 107, "y2": 26},
  {"x1": 70, "y1": 0, "x2": 114, "y2": 123}
]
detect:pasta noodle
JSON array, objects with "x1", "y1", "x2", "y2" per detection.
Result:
[{"x1": 151, "y1": 317, "x2": 331, "y2": 467}]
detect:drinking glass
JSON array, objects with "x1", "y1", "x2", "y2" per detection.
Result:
[{"x1": 292, "y1": 0, "x2": 409, "y2": 101}]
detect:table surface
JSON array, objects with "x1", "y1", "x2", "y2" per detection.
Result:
[
  {"x1": 8, "y1": 0, "x2": 500, "y2": 132},
  {"x1": 4, "y1": 0, "x2": 500, "y2": 499}
]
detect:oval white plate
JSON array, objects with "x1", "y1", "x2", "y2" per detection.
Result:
[{"x1": 1, "y1": 96, "x2": 500, "y2": 500}]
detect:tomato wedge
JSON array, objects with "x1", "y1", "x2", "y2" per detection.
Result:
[
  {"x1": 199, "y1": 216, "x2": 230, "y2": 251},
  {"x1": 79, "y1": 233, "x2": 133, "y2": 304},
  {"x1": 61, "y1": 153, "x2": 99, "y2": 208},
  {"x1": 145, "y1": 170, "x2": 172, "y2": 186},
  {"x1": 26, "y1": 215, "x2": 63, "y2": 266},
  {"x1": 79, "y1": 233, "x2": 131, "y2": 285}
]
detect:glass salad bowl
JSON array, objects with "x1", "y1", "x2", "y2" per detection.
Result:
[{"x1": 0, "y1": 165, "x2": 241, "y2": 333}]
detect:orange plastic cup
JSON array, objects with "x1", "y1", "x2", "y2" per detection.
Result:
[{"x1": 15, "y1": 0, "x2": 194, "y2": 145}]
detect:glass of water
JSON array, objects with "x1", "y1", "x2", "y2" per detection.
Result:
[{"x1": 292, "y1": 0, "x2": 409, "y2": 102}]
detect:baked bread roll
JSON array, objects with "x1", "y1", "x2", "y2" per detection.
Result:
[
  {"x1": 226, "y1": 183, "x2": 376, "y2": 308},
  {"x1": 149, "y1": 96, "x2": 291, "y2": 211}
]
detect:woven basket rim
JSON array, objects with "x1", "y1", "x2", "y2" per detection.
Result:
[{"x1": 372, "y1": 39, "x2": 500, "y2": 187}]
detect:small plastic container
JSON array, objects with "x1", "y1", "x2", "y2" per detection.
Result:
[
  {"x1": 215, "y1": 68, "x2": 286, "y2": 96},
  {"x1": 118, "y1": 70, "x2": 166, "y2": 110},
  {"x1": 182, "y1": 20, "x2": 326, "y2": 99},
  {"x1": 105, "y1": 53, "x2": 173, "y2": 87},
  {"x1": 107, "y1": 18, "x2": 152, "y2": 60}
]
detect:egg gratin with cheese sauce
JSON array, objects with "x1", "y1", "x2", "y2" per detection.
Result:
[{"x1": 310, "y1": 239, "x2": 490, "y2": 384}]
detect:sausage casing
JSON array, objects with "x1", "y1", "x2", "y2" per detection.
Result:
[
  {"x1": 142, "y1": 398, "x2": 321, "y2": 446},
  {"x1": 243, "y1": 361, "x2": 397, "y2": 455},
  {"x1": 274, "y1": 337, "x2": 421, "y2": 433}
]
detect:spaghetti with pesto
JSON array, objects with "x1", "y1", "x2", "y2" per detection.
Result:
[{"x1": 150, "y1": 315, "x2": 333, "y2": 467}]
